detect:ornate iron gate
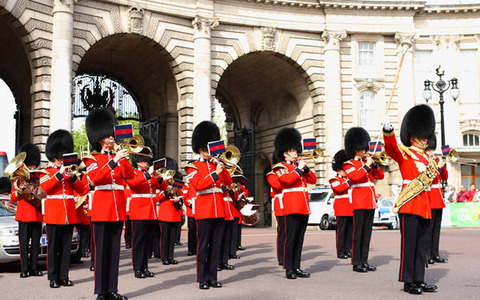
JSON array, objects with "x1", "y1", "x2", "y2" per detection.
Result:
[
  {"x1": 141, "y1": 117, "x2": 159, "y2": 159},
  {"x1": 235, "y1": 124, "x2": 255, "y2": 196}
]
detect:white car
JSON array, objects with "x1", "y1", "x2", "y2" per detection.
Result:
[
  {"x1": 0, "y1": 202, "x2": 80, "y2": 263},
  {"x1": 308, "y1": 188, "x2": 336, "y2": 230},
  {"x1": 373, "y1": 197, "x2": 399, "y2": 229}
]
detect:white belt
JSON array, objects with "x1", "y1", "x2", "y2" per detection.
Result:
[
  {"x1": 95, "y1": 184, "x2": 124, "y2": 191},
  {"x1": 131, "y1": 193, "x2": 156, "y2": 198},
  {"x1": 197, "y1": 187, "x2": 223, "y2": 195},
  {"x1": 431, "y1": 184, "x2": 442, "y2": 189},
  {"x1": 351, "y1": 182, "x2": 374, "y2": 188},
  {"x1": 274, "y1": 195, "x2": 284, "y2": 210},
  {"x1": 283, "y1": 187, "x2": 308, "y2": 193},
  {"x1": 334, "y1": 195, "x2": 350, "y2": 200},
  {"x1": 46, "y1": 195, "x2": 74, "y2": 200},
  {"x1": 224, "y1": 197, "x2": 233, "y2": 202}
]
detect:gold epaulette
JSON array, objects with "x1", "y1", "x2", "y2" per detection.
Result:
[
  {"x1": 272, "y1": 163, "x2": 287, "y2": 170},
  {"x1": 184, "y1": 163, "x2": 197, "y2": 170},
  {"x1": 266, "y1": 171, "x2": 275, "y2": 176},
  {"x1": 398, "y1": 145, "x2": 412, "y2": 157}
]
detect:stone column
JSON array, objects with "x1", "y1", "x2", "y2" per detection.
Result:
[
  {"x1": 192, "y1": 16, "x2": 218, "y2": 125},
  {"x1": 164, "y1": 113, "x2": 178, "y2": 158},
  {"x1": 50, "y1": 0, "x2": 74, "y2": 132},
  {"x1": 321, "y1": 30, "x2": 346, "y2": 156},
  {"x1": 394, "y1": 33, "x2": 417, "y2": 119}
]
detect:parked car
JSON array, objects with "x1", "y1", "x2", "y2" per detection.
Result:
[
  {"x1": 373, "y1": 197, "x2": 398, "y2": 229},
  {"x1": 0, "y1": 203, "x2": 80, "y2": 264},
  {"x1": 308, "y1": 188, "x2": 336, "y2": 230}
]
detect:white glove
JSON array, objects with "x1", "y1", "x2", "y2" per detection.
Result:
[{"x1": 381, "y1": 115, "x2": 393, "y2": 132}]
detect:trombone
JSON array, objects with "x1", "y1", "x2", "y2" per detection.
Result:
[
  {"x1": 370, "y1": 151, "x2": 394, "y2": 167},
  {"x1": 297, "y1": 148, "x2": 332, "y2": 164},
  {"x1": 203, "y1": 145, "x2": 243, "y2": 174},
  {"x1": 115, "y1": 134, "x2": 153, "y2": 157},
  {"x1": 435, "y1": 149, "x2": 477, "y2": 165}
]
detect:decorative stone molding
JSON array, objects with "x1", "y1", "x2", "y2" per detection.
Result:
[
  {"x1": 354, "y1": 78, "x2": 384, "y2": 92},
  {"x1": 321, "y1": 30, "x2": 347, "y2": 51},
  {"x1": 33, "y1": 109, "x2": 50, "y2": 119},
  {"x1": 432, "y1": 35, "x2": 462, "y2": 50},
  {"x1": 128, "y1": 7, "x2": 144, "y2": 35},
  {"x1": 192, "y1": 16, "x2": 219, "y2": 38},
  {"x1": 261, "y1": 27, "x2": 276, "y2": 51},
  {"x1": 53, "y1": 0, "x2": 76, "y2": 13}
]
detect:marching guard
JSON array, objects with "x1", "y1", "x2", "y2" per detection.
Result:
[
  {"x1": 343, "y1": 127, "x2": 384, "y2": 273},
  {"x1": 272, "y1": 127, "x2": 317, "y2": 279},
  {"x1": 41, "y1": 129, "x2": 89, "y2": 288},
  {"x1": 383, "y1": 104, "x2": 439, "y2": 294},
  {"x1": 185, "y1": 121, "x2": 232, "y2": 290},
  {"x1": 9, "y1": 143, "x2": 44, "y2": 278},
  {"x1": 329, "y1": 150, "x2": 353, "y2": 259},
  {"x1": 83, "y1": 109, "x2": 135, "y2": 300}
]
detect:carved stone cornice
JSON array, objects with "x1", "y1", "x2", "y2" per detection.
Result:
[
  {"x1": 354, "y1": 78, "x2": 384, "y2": 93},
  {"x1": 192, "y1": 16, "x2": 219, "y2": 38},
  {"x1": 53, "y1": 0, "x2": 76, "y2": 14},
  {"x1": 128, "y1": 7, "x2": 144, "y2": 35},
  {"x1": 321, "y1": 30, "x2": 347, "y2": 51},
  {"x1": 432, "y1": 35, "x2": 462, "y2": 50},
  {"x1": 394, "y1": 32, "x2": 417, "y2": 53},
  {"x1": 261, "y1": 27, "x2": 276, "y2": 51}
]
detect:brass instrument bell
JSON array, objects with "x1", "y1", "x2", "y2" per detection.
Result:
[
  {"x1": 4, "y1": 152, "x2": 31, "y2": 194},
  {"x1": 220, "y1": 145, "x2": 243, "y2": 174},
  {"x1": 118, "y1": 134, "x2": 153, "y2": 157}
]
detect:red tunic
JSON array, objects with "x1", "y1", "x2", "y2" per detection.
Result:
[
  {"x1": 10, "y1": 184, "x2": 43, "y2": 223},
  {"x1": 429, "y1": 163, "x2": 448, "y2": 210},
  {"x1": 74, "y1": 175, "x2": 90, "y2": 224},
  {"x1": 273, "y1": 161, "x2": 317, "y2": 215},
  {"x1": 127, "y1": 168, "x2": 168, "y2": 220},
  {"x1": 223, "y1": 187, "x2": 235, "y2": 221},
  {"x1": 185, "y1": 159, "x2": 232, "y2": 220},
  {"x1": 184, "y1": 183, "x2": 196, "y2": 218},
  {"x1": 343, "y1": 158, "x2": 384, "y2": 210},
  {"x1": 40, "y1": 166, "x2": 89, "y2": 225},
  {"x1": 156, "y1": 190, "x2": 182, "y2": 222},
  {"x1": 267, "y1": 170, "x2": 284, "y2": 217},
  {"x1": 329, "y1": 175, "x2": 354, "y2": 217},
  {"x1": 383, "y1": 131, "x2": 437, "y2": 219},
  {"x1": 83, "y1": 152, "x2": 135, "y2": 222}
]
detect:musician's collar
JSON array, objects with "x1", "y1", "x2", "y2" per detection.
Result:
[
  {"x1": 285, "y1": 160, "x2": 296, "y2": 165},
  {"x1": 199, "y1": 157, "x2": 208, "y2": 162},
  {"x1": 101, "y1": 150, "x2": 112, "y2": 155},
  {"x1": 137, "y1": 167, "x2": 147, "y2": 172},
  {"x1": 354, "y1": 157, "x2": 362, "y2": 161}
]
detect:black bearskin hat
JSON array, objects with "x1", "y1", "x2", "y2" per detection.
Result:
[
  {"x1": 344, "y1": 127, "x2": 370, "y2": 159},
  {"x1": 191, "y1": 121, "x2": 220, "y2": 154},
  {"x1": 0, "y1": 177, "x2": 11, "y2": 194},
  {"x1": 131, "y1": 136, "x2": 155, "y2": 168},
  {"x1": 400, "y1": 104, "x2": 435, "y2": 147},
  {"x1": 46, "y1": 129, "x2": 74, "y2": 162},
  {"x1": 426, "y1": 134, "x2": 437, "y2": 151},
  {"x1": 18, "y1": 143, "x2": 41, "y2": 168},
  {"x1": 85, "y1": 109, "x2": 117, "y2": 152},
  {"x1": 274, "y1": 127, "x2": 302, "y2": 162},
  {"x1": 332, "y1": 150, "x2": 349, "y2": 171},
  {"x1": 164, "y1": 157, "x2": 179, "y2": 174}
]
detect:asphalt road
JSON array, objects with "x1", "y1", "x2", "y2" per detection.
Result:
[{"x1": 0, "y1": 227, "x2": 478, "y2": 300}]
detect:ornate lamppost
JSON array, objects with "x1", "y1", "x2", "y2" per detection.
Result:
[{"x1": 422, "y1": 65, "x2": 459, "y2": 147}]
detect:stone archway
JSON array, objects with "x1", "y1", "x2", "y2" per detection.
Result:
[
  {"x1": 216, "y1": 51, "x2": 316, "y2": 226},
  {"x1": 0, "y1": 8, "x2": 33, "y2": 149},
  {"x1": 76, "y1": 33, "x2": 179, "y2": 158}
]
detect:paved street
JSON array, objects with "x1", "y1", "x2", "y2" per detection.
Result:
[{"x1": 1, "y1": 227, "x2": 479, "y2": 300}]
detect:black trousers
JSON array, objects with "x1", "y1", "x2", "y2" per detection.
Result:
[
  {"x1": 284, "y1": 214, "x2": 308, "y2": 270},
  {"x1": 237, "y1": 223, "x2": 243, "y2": 246},
  {"x1": 196, "y1": 218, "x2": 225, "y2": 282},
  {"x1": 71, "y1": 223, "x2": 83, "y2": 262},
  {"x1": 399, "y1": 213, "x2": 429, "y2": 283},
  {"x1": 426, "y1": 208, "x2": 443, "y2": 258},
  {"x1": 187, "y1": 216, "x2": 197, "y2": 255},
  {"x1": 18, "y1": 221, "x2": 42, "y2": 272},
  {"x1": 132, "y1": 220, "x2": 155, "y2": 271},
  {"x1": 89, "y1": 220, "x2": 95, "y2": 269},
  {"x1": 81, "y1": 224, "x2": 91, "y2": 255},
  {"x1": 124, "y1": 217, "x2": 132, "y2": 247},
  {"x1": 276, "y1": 216, "x2": 285, "y2": 264},
  {"x1": 176, "y1": 216, "x2": 185, "y2": 243},
  {"x1": 160, "y1": 221, "x2": 177, "y2": 261},
  {"x1": 46, "y1": 224, "x2": 73, "y2": 281},
  {"x1": 352, "y1": 209, "x2": 374, "y2": 267},
  {"x1": 336, "y1": 216, "x2": 354, "y2": 256},
  {"x1": 219, "y1": 220, "x2": 232, "y2": 264},
  {"x1": 92, "y1": 221, "x2": 123, "y2": 295},
  {"x1": 152, "y1": 220, "x2": 161, "y2": 258},
  {"x1": 229, "y1": 217, "x2": 240, "y2": 257}
]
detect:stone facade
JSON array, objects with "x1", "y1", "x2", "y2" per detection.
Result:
[{"x1": 1, "y1": 0, "x2": 480, "y2": 225}]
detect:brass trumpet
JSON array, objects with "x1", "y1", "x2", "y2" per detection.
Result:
[
  {"x1": 115, "y1": 134, "x2": 153, "y2": 157},
  {"x1": 65, "y1": 161, "x2": 86, "y2": 177}
]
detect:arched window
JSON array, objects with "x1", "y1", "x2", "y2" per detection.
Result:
[
  {"x1": 463, "y1": 133, "x2": 480, "y2": 147},
  {"x1": 359, "y1": 90, "x2": 376, "y2": 130}
]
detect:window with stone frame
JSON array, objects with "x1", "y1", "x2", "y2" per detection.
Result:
[
  {"x1": 359, "y1": 90, "x2": 376, "y2": 130},
  {"x1": 463, "y1": 133, "x2": 480, "y2": 147},
  {"x1": 358, "y1": 42, "x2": 375, "y2": 75}
]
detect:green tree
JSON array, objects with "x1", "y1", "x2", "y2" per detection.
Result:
[{"x1": 73, "y1": 125, "x2": 89, "y2": 156}]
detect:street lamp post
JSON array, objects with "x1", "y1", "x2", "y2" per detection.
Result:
[{"x1": 422, "y1": 65, "x2": 460, "y2": 147}]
